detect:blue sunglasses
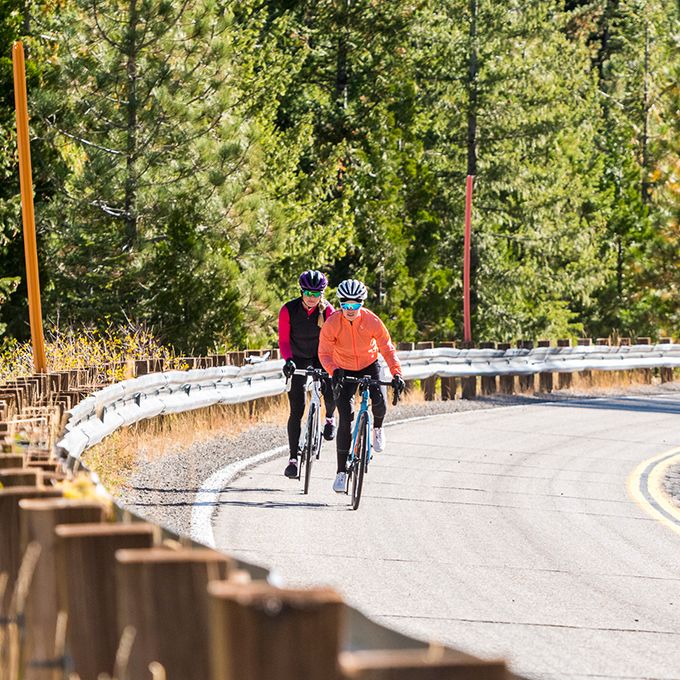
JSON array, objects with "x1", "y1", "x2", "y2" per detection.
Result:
[{"x1": 340, "y1": 301, "x2": 363, "y2": 310}]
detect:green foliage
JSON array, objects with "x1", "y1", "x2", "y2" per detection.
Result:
[{"x1": 0, "y1": 0, "x2": 677, "y2": 356}]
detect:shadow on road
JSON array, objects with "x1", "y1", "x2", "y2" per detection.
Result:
[{"x1": 541, "y1": 396, "x2": 680, "y2": 415}]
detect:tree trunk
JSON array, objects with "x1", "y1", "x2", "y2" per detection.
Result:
[
  {"x1": 466, "y1": 0, "x2": 478, "y2": 334},
  {"x1": 124, "y1": 0, "x2": 139, "y2": 250},
  {"x1": 640, "y1": 20, "x2": 650, "y2": 205}
]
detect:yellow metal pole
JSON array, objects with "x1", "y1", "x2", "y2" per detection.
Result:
[{"x1": 12, "y1": 40, "x2": 47, "y2": 373}]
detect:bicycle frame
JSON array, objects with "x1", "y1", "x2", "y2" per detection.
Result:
[
  {"x1": 347, "y1": 382, "x2": 373, "y2": 472},
  {"x1": 294, "y1": 368, "x2": 324, "y2": 454},
  {"x1": 341, "y1": 374, "x2": 401, "y2": 509},
  {"x1": 291, "y1": 367, "x2": 328, "y2": 493}
]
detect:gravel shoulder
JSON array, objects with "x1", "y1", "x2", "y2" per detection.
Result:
[{"x1": 117, "y1": 381, "x2": 680, "y2": 538}]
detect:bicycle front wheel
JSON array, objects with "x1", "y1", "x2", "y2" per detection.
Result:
[
  {"x1": 351, "y1": 412, "x2": 368, "y2": 510},
  {"x1": 303, "y1": 403, "x2": 317, "y2": 495}
]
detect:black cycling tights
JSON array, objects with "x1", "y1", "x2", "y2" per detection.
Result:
[
  {"x1": 335, "y1": 360, "x2": 386, "y2": 473},
  {"x1": 287, "y1": 356, "x2": 335, "y2": 458}
]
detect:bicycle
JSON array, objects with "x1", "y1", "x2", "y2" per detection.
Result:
[
  {"x1": 290, "y1": 367, "x2": 328, "y2": 494},
  {"x1": 341, "y1": 375, "x2": 401, "y2": 510}
]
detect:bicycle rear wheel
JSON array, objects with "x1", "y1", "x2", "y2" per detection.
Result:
[
  {"x1": 351, "y1": 412, "x2": 368, "y2": 510},
  {"x1": 303, "y1": 403, "x2": 317, "y2": 494}
]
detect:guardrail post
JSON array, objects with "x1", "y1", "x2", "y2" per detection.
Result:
[
  {"x1": 517, "y1": 340, "x2": 534, "y2": 393},
  {"x1": 208, "y1": 582, "x2": 343, "y2": 680},
  {"x1": 0, "y1": 454, "x2": 25, "y2": 469},
  {"x1": 438, "y1": 342, "x2": 456, "y2": 401},
  {"x1": 115, "y1": 548, "x2": 235, "y2": 680},
  {"x1": 537, "y1": 340, "x2": 553, "y2": 393},
  {"x1": 0, "y1": 468, "x2": 42, "y2": 487},
  {"x1": 55, "y1": 523, "x2": 155, "y2": 680},
  {"x1": 19, "y1": 499, "x2": 105, "y2": 680},
  {"x1": 396, "y1": 343, "x2": 415, "y2": 394},
  {"x1": 593, "y1": 338, "x2": 611, "y2": 387},
  {"x1": 415, "y1": 342, "x2": 436, "y2": 401},
  {"x1": 635, "y1": 337, "x2": 653, "y2": 384},
  {"x1": 459, "y1": 342, "x2": 477, "y2": 400},
  {"x1": 556, "y1": 339, "x2": 572, "y2": 390},
  {"x1": 497, "y1": 343, "x2": 514, "y2": 394},
  {"x1": 0, "y1": 488, "x2": 62, "y2": 625},
  {"x1": 478, "y1": 343, "x2": 496, "y2": 395},
  {"x1": 339, "y1": 648, "x2": 507, "y2": 679},
  {"x1": 659, "y1": 338, "x2": 674, "y2": 383},
  {"x1": 617, "y1": 337, "x2": 632, "y2": 384},
  {"x1": 576, "y1": 338, "x2": 592, "y2": 385}
]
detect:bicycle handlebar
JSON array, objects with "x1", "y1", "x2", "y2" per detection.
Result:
[
  {"x1": 340, "y1": 375, "x2": 403, "y2": 406},
  {"x1": 290, "y1": 367, "x2": 328, "y2": 380}
]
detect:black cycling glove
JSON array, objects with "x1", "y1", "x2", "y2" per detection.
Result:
[
  {"x1": 282, "y1": 358, "x2": 296, "y2": 379},
  {"x1": 332, "y1": 368, "x2": 345, "y2": 400},
  {"x1": 391, "y1": 374, "x2": 406, "y2": 394}
]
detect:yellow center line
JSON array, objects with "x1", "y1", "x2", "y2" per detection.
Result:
[{"x1": 628, "y1": 445, "x2": 680, "y2": 537}]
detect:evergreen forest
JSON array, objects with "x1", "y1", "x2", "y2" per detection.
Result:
[{"x1": 0, "y1": 0, "x2": 678, "y2": 352}]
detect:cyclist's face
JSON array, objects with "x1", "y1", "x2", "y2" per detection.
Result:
[
  {"x1": 341, "y1": 302, "x2": 363, "y2": 320},
  {"x1": 301, "y1": 290, "x2": 322, "y2": 309}
]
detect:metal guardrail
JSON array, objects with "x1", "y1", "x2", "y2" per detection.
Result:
[{"x1": 56, "y1": 343, "x2": 680, "y2": 466}]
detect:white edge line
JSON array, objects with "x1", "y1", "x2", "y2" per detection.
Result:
[{"x1": 190, "y1": 444, "x2": 288, "y2": 548}]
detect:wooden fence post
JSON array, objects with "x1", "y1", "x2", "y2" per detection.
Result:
[
  {"x1": 437, "y1": 342, "x2": 456, "y2": 401},
  {"x1": 415, "y1": 342, "x2": 436, "y2": 401},
  {"x1": 556, "y1": 339, "x2": 572, "y2": 390},
  {"x1": 339, "y1": 648, "x2": 508, "y2": 679},
  {"x1": 478, "y1": 343, "x2": 497, "y2": 395},
  {"x1": 0, "y1": 488, "x2": 62, "y2": 622},
  {"x1": 517, "y1": 340, "x2": 534, "y2": 393},
  {"x1": 115, "y1": 548, "x2": 235, "y2": 680},
  {"x1": 54, "y1": 523, "x2": 155, "y2": 680},
  {"x1": 0, "y1": 454, "x2": 25, "y2": 469},
  {"x1": 635, "y1": 337, "x2": 653, "y2": 384},
  {"x1": 459, "y1": 342, "x2": 477, "y2": 400},
  {"x1": 497, "y1": 343, "x2": 514, "y2": 394},
  {"x1": 659, "y1": 338, "x2": 674, "y2": 383},
  {"x1": 593, "y1": 338, "x2": 611, "y2": 387},
  {"x1": 19, "y1": 499, "x2": 105, "y2": 680},
  {"x1": 208, "y1": 582, "x2": 343, "y2": 680},
  {"x1": 576, "y1": 338, "x2": 592, "y2": 385},
  {"x1": 0, "y1": 468, "x2": 42, "y2": 487},
  {"x1": 537, "y1": 340, "x2": 553, "y2": 393},
  {"x1": 618, "y1": 337, "x2": 632, "y2": 384}
]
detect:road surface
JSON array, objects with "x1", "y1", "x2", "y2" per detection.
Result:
[{"x1": 211, "y1": 394, "x2": 680, "y2": 680}]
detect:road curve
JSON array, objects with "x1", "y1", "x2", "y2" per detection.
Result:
[{"x1": 211, "y1": 394, "x2": 680, "y2": 680}]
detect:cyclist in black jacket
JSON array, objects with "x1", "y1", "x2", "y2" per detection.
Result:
[{"x1": 278, "y1": 270, "x2": 336, "y2": 478}]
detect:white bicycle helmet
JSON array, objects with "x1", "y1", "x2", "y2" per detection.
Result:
[{"x1": 336, "y1": 278, "x2": 368, "y2": 301}]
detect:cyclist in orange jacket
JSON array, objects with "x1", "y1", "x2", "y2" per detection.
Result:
[{"x1": 318, "y1": 278, "x2": 405, "y2": 493}]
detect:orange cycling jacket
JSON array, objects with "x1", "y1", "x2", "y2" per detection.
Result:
[{"x1": 318, "y1": 308, "x2": 402, "y2": 377}]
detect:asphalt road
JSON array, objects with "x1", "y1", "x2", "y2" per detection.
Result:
[{"x1": 211, "y1": 394, "x2": 680, "y2": 680}]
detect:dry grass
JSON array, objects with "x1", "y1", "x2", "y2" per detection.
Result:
[
  {"x1": 0, "y1": 323, "x2": 181, "y2": 384},
  {"x1": 84, "y1": 395, "x2": 290, "y2": 493}
]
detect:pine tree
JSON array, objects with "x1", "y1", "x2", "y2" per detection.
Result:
[
  {"x1": 412, "y1": 0, "x2": 609, "y2": 340},
  {"x1": 35, "y1": 0, "x2": 291, "y2": 350}
]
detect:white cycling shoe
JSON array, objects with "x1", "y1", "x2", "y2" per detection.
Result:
[
  {"x1": 373, "y1": 427, "x2": 385, "y2": 453},
  {"x1": 333, "y1": 472, "x2": 347, "y2": 493}
]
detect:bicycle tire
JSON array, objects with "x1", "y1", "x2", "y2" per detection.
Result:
[
  {"x1": 351, "y1": 411, "x2": 368, "y2": 510},
  {"x1": 303, "y1": 403, "x2": 316, "y2": 494}
]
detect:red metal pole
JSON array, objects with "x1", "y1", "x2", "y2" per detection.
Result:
[{"x1": 463, "y1": 175, "x2": 474, "y2": 343}]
